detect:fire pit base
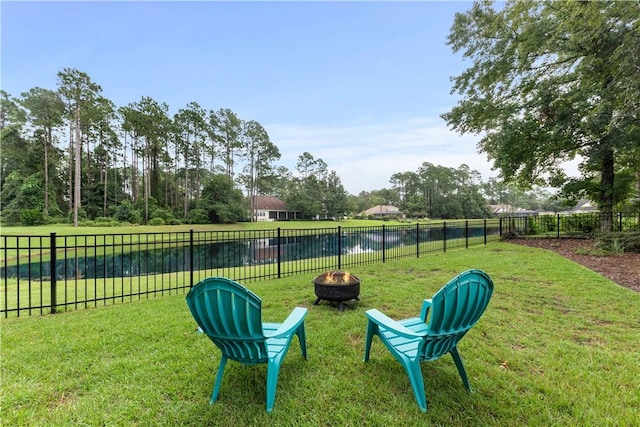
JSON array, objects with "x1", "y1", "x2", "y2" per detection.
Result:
[
  {"x1": 313, "y1": 271, "x2": 361, "y2": 312},
  {"x1": 313, "y1": 296, "x2": 360, "y2": 312}
]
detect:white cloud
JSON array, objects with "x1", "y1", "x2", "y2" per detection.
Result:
[{"x1": 265, "y1": 116, "x2": 498, "y2": 194}]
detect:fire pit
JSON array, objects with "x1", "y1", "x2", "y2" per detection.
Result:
[{"x1": 313, "y1": 270, "x2": 360, "y2": 312}]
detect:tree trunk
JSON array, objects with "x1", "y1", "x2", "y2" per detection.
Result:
[
  {"x1": 103, "y1": 151, "x2": 108, "y2": 217},
  {"x1": 44, "y1": 125, "x2": 50, "y2": 217},
  {"x1": 183, "y1": 157, "x2": 189, "y2": 220},
  {"x1": 74, "y1": 107, "x2": 81, "y2": 227},
  {"x1": 68, "y1": 122, "x2": 73, "y2": 213}
]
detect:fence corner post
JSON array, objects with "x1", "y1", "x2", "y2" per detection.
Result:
[{"x1": 50, "y1": 232, "x2": 57, "y2": 314}]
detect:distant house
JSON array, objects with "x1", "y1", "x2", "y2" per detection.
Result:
[
  {"x1": 489, "y1": 204, "x2": 537, "y2": 217},
  {"x1": 570, "y1": 199, "x2": 598, "y2": 213},
  {"x1": 362, "y1": 205, "x2": 404, "y2": 219},
  {"x1": 252, "y1": 196, "x2": 300, "y2": 222}
]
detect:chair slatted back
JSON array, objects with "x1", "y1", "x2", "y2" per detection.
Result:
[
  {"x1": 420, "y1": 270, "x2": 493, "y2": 360},
  {"x1": 186, "y1": 277, "x2": 268, "y2": 364}
]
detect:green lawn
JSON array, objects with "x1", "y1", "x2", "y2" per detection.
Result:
[{"x1": 2, "y1": 243, "x2": 639, "y2": 426}]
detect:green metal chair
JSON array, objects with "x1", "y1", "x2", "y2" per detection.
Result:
[
  {"x1": 186, "y1": 277, "x2": 308, "y2": 412},
  {"x1": 363, "y1": 269, "x2": 494, "y2": 412}
]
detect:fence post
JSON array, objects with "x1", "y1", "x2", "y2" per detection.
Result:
[
  {"x1": 443, "y1": 222, "x2": 447, "y2": 253},
  {"x1": 277, "y1": 227, "x2": 282, "y2": 278},
  {"x1": 416, "y1": 222, "x2": 420, "y2": 258},
  {"x1": 484, "y1": 219, "x2": 487, "y2": 245},
  {"x1": 50, "y1": 232, "x2": 57, "y2": 314},
  {"x1": 382, "y1": 225, "x2": 386, "y2": 263},
  {"x1": 465, "y1": 220, "x2": 469, "y2": 249},
  {"x1": 499, "y1": 217, "x2": 502, "y2": 238},
  {"x1": 619, "y1": 212, "x2": 623, "y2": 232},
  {"x1": 189, "y1": 229, "x2": 194, "y2": 288},
  {"x1": 337, "y1": 226, "x2": 342, "y2": 270},
  {"x1": 557, "y1": 214, "x2": 561, "y2": 239}
]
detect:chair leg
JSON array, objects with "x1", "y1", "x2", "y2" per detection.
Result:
[
  {"x1": 266, "y1": 361, "x2": 282, "y2": 413},
  {"x1": 403, "y1": 359, "x2": 427, "y2": 412},
  {"x1": 363, "y1": 320, "x2": 377, "y2": 362},
  {"x1": 450, "y1": 347, "x2": 472, "y2": 392},
  {"x1": 296, "y1": 324, "x2": 308, "y2": 359},
  {"x1": 210, "y1": 355, "x2": 228, "y2": 404}
]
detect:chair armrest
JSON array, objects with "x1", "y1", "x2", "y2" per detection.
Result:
[
  {"x1": 264, "y1": 307, "x2": 308, "y2": 339},
  {"x1": 366, "y1": 309, "x2": 426, "y2": 339},
  {"x1": 420, "y1": 299, "x2": 432, "y2": 321}
]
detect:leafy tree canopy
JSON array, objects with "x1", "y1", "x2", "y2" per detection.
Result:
[{"x1": 443, "y1": 0, "x2": 640, "y2": 227}]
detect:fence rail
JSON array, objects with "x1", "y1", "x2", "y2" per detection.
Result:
[
  {"x1": 3, "y1": 212, "x2": 638, "y2": 317},
  {"x1": 501, "y1": 211, "x2": 640, "y2": 238},
  {"x1": 2, "y1": 220, "x2": 499, "y2": 317}
]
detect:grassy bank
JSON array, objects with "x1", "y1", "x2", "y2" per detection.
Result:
[{"x1": 2, "y1": 243, "x2": 639, "y2": 426}]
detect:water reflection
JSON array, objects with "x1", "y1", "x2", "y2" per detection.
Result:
[{"x1": 4, "y1": 225, "x2": 486, "y2": 280}]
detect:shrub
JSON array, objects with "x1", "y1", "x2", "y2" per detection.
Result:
[
  {"x1": 20, "y1": 209, "x2": 45, "y2": 226},
  {"x1": 114, "y1": 201, "x2": 142, "y2": 224},
  {"x1": 596, "y1": 232, "x2": 640, "y2": 253},
  {"x1": 187, "y1": 208, "x2": 209, "y2": 224},
  {"x1": 148, "y1": 217, "x2": 165, "y2": 226}
]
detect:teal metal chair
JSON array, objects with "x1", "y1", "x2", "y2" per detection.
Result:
[
  {"x1": 186, "y1": 277, "x2": 308, "y2": 412},
  {"x1": 363, "y1": 269, "x2": 494, "y2": 412}
]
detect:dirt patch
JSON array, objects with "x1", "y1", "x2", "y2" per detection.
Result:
[{"x1": 507, "y1": 238, "x2": 640, "y2": 294}]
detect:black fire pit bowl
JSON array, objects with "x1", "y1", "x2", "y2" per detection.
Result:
[{"x1": 313, "y1": 271, "x2": 360, "y2": 312}]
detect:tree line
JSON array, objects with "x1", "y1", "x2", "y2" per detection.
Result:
[
  {"x1": 1, "y1": 68, "x2": 356, "y2": 225},
  {"x1": 1, "y1": 68, "x2": 518, "y2": 227}
]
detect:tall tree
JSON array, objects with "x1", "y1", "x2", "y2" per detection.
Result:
[
  {"x1": 240, "y1": 120, "x2": 281, "y2": 221},
  {"x1": 284, "y1": 152, "x2": 329, "y2": 219},
  {"x1": 0, "y1": 91, "x2": 27, "y2": 187},
  {"x1": 57, "y1": 68, "x2": 102, "y2": 226},
  {"x1": 20, "y1": 88, "x2": 66, "y2": 217},
  {"x1": 174, "y1": 102, "x2": 207, "y2": 220},
  {"x1": 212, "y1": 108, "x2": 242, "y2": 181},
  {"x1": 323, "y1": 170, "x2": 349, "y2": 220},
  {"x1": 443, "y1": 1, "x2": 640, "y2": 230}
]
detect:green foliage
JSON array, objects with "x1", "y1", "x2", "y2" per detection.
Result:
[
  {"x1": 444, "y1": 1, "x2": 640, "y2": 219},
  {"x1": 198, "y1": 175, "x2": 246, "y2": 223},
  {"x1": 19, "y1": 209, "x2": 45, "y2": 226},
  {"x1": 1, "y1": 171, "x2": 63, "y2": 225},
  {"x1": 113, "y1": 200, "x2": 141, "y2": 224},
  {"x1": 596, "y1": 232, "x2": 640, "y2": 253},
  {"x1": 148, "y1": 217, "x2": 165, "y2": 226},
  {"x1": 187, "y1": 208, "x2": 209, "y2": 224},
  {"x1": 149, "y1": 207, "x2": 175, "y2": 222}
]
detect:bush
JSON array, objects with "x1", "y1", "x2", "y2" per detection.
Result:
[
  {"x1": 67, "y1": 208, "x2": 88, "y2": 223},
  {"x1": 114, "y1": 201, "x2": 142, "y2": 224},
  {"x1": 148, "y1": 217, "x2": 165, "y2": 226},
  {"x1": 187, "y1": 208, "x2": 209, "y2": 224},
  {"x1": 20, "y1": 209, "x2": 45, "y2": 226},
  {"x1": 596, "y1": 232, "x2": 640, "y2": 253},
  {"x1": 149, "y1": 208, "x2": 175, "y2": 222}
]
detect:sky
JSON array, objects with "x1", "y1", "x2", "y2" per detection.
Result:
[{"x1": 2, "y1": 1, "x2": 520, "y2": 195}]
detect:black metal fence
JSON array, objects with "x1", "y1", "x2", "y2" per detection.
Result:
[
  {"x1": 2, "y1": 220, "x2": 499, "y2": 317},
  {"x1": 3, "y1": 212, "x2": 637, "y2": 317},
  {"x1": 501, "y1": 212, "x2": 640, "y2": 238}
]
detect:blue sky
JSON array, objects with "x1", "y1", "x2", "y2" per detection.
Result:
[{"x1": 2, "y1": 0, "x2": 505, "y2": 194}]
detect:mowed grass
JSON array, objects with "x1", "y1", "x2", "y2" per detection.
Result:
[{"x1": 2, "y1": 243, "x2": 639, "y2": 426}]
